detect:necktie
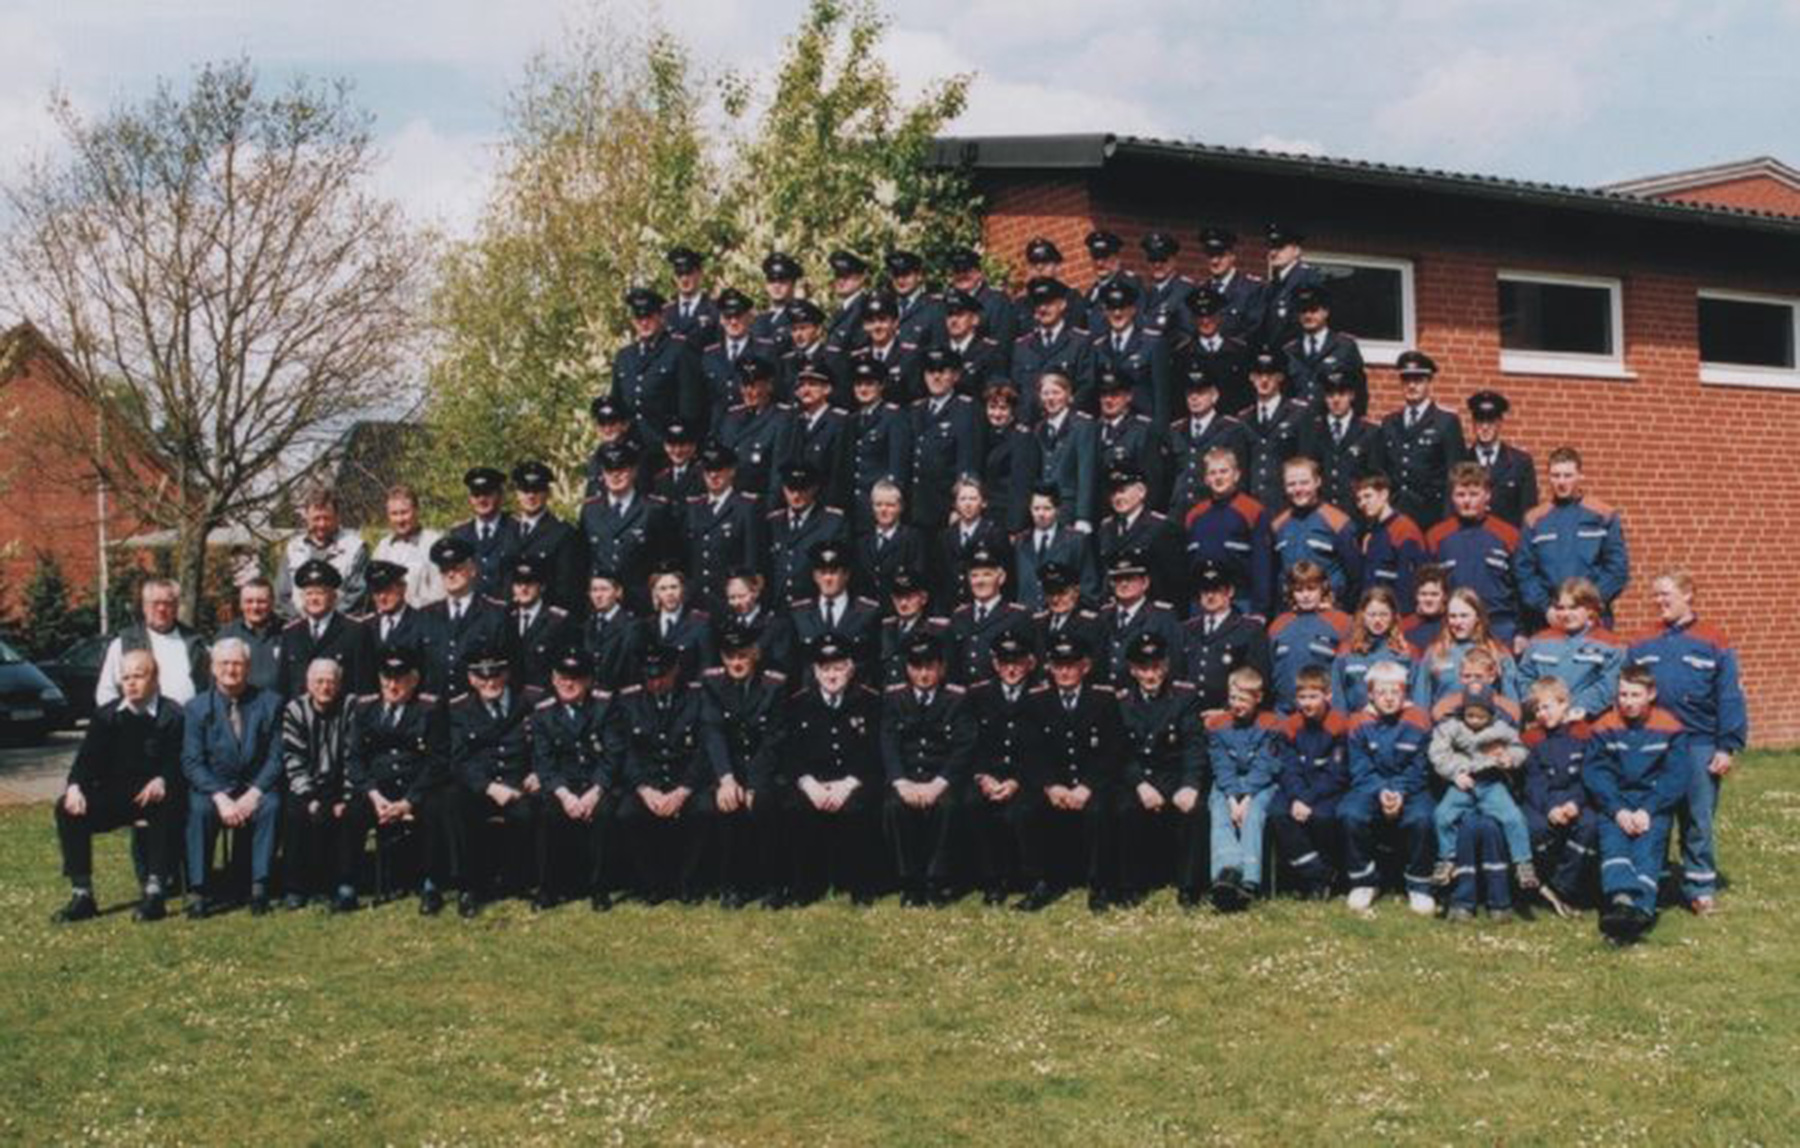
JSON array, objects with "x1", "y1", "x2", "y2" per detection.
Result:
[
  {"x1": 1308, "y1": 335, "x2": 1320, "y2": 356},
  {"x1": 663, "y1": 615, "x2": 675, "y2": 639},
  {"x1": 1262, "y1": 403, "x2": 1275, "y2": 427},
  {"x1": 975, "y1": 605, "x2": 988, "y2": 627},
  {"x1": 520, "y1": 612, "x2": 532, "y2": 638},
  {"x1": 312, "y1": 621, "x2": 324, "y2": 643},
  {"x1": 479, "y1": 522, "x2": 491, "y2": 544},
  {"x1": 824, "y1": 600, "x2": 837, "y2": 630},
  {"x1": 1334, "y1": 418, "x2": 1347, "y2": 444},
  {"x1": 227, "y1": 697, "x2": 244, "y2": 741},
  {"x1": 451, "y1": 600, "x2": 464, "y2": 624},
  {"x1": 1206, "y1": 615, "x2": 1218, "y2": 638},
  {"x1": 1204, "y1": 337, "x2": 1220, "y2": 353},
  {"x1": 385, "y1": 703, "x2": 399, "y2": 729},
  {"x1": 382, "y1": 615, "x2": 394, "y2": 642},
  {"x1": 1063, "y1": 693, "x2": 1077, "y2": 713},
  {"x1": 1407, "y1": 407, "x2": 1419, "y2": 430},
  {"x1": 1482, "y1": 448, "x2": 1496, "y2": 469},
  {"x1": 489, "y1": 700, "x2": 503, "y2": 722},
  {"x1": 1036, "y1": 532, "x2": 1048, "y2": 558},
  {"x1": 1113, "y1": 334, "x2": 1125, "y2": 354}
]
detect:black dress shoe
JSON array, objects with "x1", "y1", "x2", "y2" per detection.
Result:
[
  {"x1": 330, "y1": 889, "x2": 359, "y2": 914},
  {"x1": 1087, "y1": 888, "x2": 1111, "y2": 913},
  {"x1": 52, "y1": 892, "x2": 98, "y2": 925},
  {"x1": 420, "y1": 888, "x2": 445, "y2": 916},
  {"x1": 1176, "y1": 888, "x2": 1202, "y2": 909},
  {"x1": 929, "y1": 884, "x2": 957, "y2": 908},
  {"x1": 249, "y1": 892, "x2": 273, "y2": 917},
  {"x1": 982, "y1": 886, "x2": 1010, "y2": 906},
  {"x1": 849, "y1": 890, "x2": 876, "y2": 907},
  {"x1": 719, "y1": 889, "x2": 749, "y2": 910},
  {"x1": 1014, "y1": 882, "x2": 1057, "y2": 912},
  {"x1": 761, "y1": 888, "x2": 790, "y2": 911},
  {"x1": 134, "y1": 893, "x2": 167, "y2": 923},
  {"x1": 900, "y1": 888, "x2": 927, "y2": 908},
  {"x1": 457, "y1": 892, "x2": 480, "y2": 919},
  {"x1": 283, "y1": 893, "x2": 309, "y2": 912},
  {"x1": 590, "y1": 891, "x2": 613, "y2": 913},
  {"x1": 532, "y1": 890, "x2": 557, "y2": 912},
  {"x1": 185, "y1": 895, "x2": 210, "y2": 921}
]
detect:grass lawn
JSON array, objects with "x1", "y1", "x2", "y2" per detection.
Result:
[{"x1": 3, "y1": 754, "x2": 1797, "y2": 1145}]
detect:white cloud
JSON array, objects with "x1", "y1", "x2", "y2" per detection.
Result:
[
  {"x1": 1373, "y1": 48, "x2": 1588, "y2": 164},
  {"x1": 367, "y1": 118, "x2": 500, "y2": 239}
]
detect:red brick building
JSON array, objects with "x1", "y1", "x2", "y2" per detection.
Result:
[
  {"x1": 0, "y1": 323, "x2": 151, "y2": 615},
  {"x1": 935, "y1": 134, "x2": 1800, "y2": 745}
]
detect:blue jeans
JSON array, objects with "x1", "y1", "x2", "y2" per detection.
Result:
[
  {"x1": 1209, "y1": 788, "x2": 1274, "y2": 885},
  {"x1": 1599, "y1": 812, "x2": 1673, "y2": 915},
  {"x1": 186, "y1": 788, "x2": 281, "y2": 890},
  {"x1": 1434, "y1": 780, "x2": 1530, "y2": 864},
  {"x1": 1677, "y1": 740, "x2": 1721, "y2": 900}
]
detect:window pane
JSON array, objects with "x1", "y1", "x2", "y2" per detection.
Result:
[
  {"x1": 1699, "y1": 297, "x2": 1794, "y2": 368},
  {"x1": 1316, "y1": 262, "x2": 1403, "y2": 342},
  {"x1": 1498, "y1": 280, "x2": 1613, "y2": 355}
]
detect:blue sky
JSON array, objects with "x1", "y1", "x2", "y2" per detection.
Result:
[{"x1": 3, "y1": 0, "x2": 1797, "y2": 238}]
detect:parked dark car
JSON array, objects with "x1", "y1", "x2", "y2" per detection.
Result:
[
  {"x1": 35, "y1": 634, "x2": 109, "y2": 727},
  {"x1": 0, "y1": 638, "x2": 69, "y2": 743}
]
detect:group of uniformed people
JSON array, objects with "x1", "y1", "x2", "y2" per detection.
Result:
[{"x1": 49, "y1": 228, "x2": 1747, "y2": 944}]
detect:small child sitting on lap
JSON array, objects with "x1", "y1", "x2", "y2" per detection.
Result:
[{"x1": 1429, "y1": 685, "x2": 1537, "y2": 894}]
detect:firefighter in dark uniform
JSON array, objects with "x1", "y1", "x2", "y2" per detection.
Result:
[
  {"x1": 787, "y1": 542, "x2": 882, "y2": 684},
  {"x1": 753, "y1": 251, "x2": 803, "y2": 352},
  {"x1": 852, "y1": 291, "x2": 925, "y2": 406},
  {"x1": 1198, "y1": 226, "x2": 1265, "y2": 344},
  {"x1": 1181, "y1": 287, "x2": 1255, "y2": 418},
  {"x1": 910, "y1": 347, "x2": 982, "y2": 530},
  {"x1": 662, "y1": 246, "x2": 719, "y2": 344},
  {"x1": 420, "y1": 536, "x2": 507, "y2": 700},
  {"x1": 1240, "y1": 349, "x2": 1314, "y2": 511},
  {"x1": 945, "y1": 246, "x2": 1016, "y2": 347},
  {"x1": 1138, "y1": 231, "x2": 1196, "y2": 342},
  {"x1": 613, "y1": 286, "x2": 707, "y2": 460},
  {"x1": 1260, "y1": 222, "x2": 1325, "y2": 349},
  {"x1": 449, "y1": 650, "x2": 544, "y2": 917},
  {"x1": 1462, "y1": 390, "x2": 1538, "y2": 528},
  {"x1": 778, "y1": 298, "x2": 847, "y2": 406},
  {"x1": 613, "y1": 643, "x2": 711, "y2": 904},
  {"x1": 341, "y1": 648, "x2": 455, "y2": 914},
  {"x1": 947, "y1": 543, "x2": 1032, "y2": 685},
  {"x1": 965, "y1": 632, "x2": 1043, "y2": 903},
  {"x1": 1377, "y1": 350, "x2": 1466, "y2": 529},
  {"x1": 1018, "y1": 633, "x2": 1124, "y2": 912},
  {"x1": 1033, "y1": 561, "x2": 1106, "y2": 659},
  {"x1": 1011, "y1": 237, "x2": 1090, "y2": 335},
  {"x1": 1115, "y1": 632, "x2": 1209, "y2": 905},
  {"x1": 886, "y1": 249, "x2": 945, "y2": 350},
  {"x1": 1284, "y1": 285, "x2": 1369, "y2": 415},
  {"x1": 640, "y1": 561, "x2": 714, "y2": 683},
  {"x1": 980, "y1": 376, "x2": 1041, "y2": 536},
  {"x1": 700, "y1": 288, "x2": 778, "y2": 427},
  {"x1": 1097, "y1": 464, "x2": 1187, "y2": 613},
  {"x1": 649, "y1": 421, "x2": 705, "y2": 504},
  {"x1": 880, "y1": 632, "x2": 976, "y2": 905},
  {"x1": 1097, "y1": 551, "x2": 1185, "y2": 687},
  {"x1": 1093, "y1": 280, "x2": 1177, "y2": 430},
  {"x1": 716, "y1": 356, "x2": 797, "y2": 500},
  {"x1": 783, "y1": 635, "x2": 882, "y2": 905},
  {"x1": 790, "y1": 364, "x2": 854, "y2": 508},
  {"x1": 1095, "y1": 371, "x2": 1171, "y2": 512},
  {"x1": 698, "y1": 622, "x2": 789, "y2": 907},
  {"x1": 450, "y1": 465, "x2": 520, "y2": 602},
  {"x1": 936, "y1": 478, "x2": 1014, "y2": 610},
  {"x1": 1012, "y1": 277, "x2": 1097, "y2": 420},
  {"x1": 1310, "y1": 371, "x2": 1385, "y2": 512},
  {"x1": 583, "y1": 396, "x2": 651, "y2": 498},
  {"x1": 846, "y1": 359, "x2": 912, "y2": 532},
  {"x1": 510, "y1": 460, "x2": 587, "y2": 614},
  {"x1": 825, "y1": 249, "x2": 873, "y2": 353},
  {"x1": 1034, "y1": 370, "x2": 1101, "y2": 532},
  {"x1": 505, "y1": 555, "x2": 574, "y2": 691},
  {"x1": 858, "y1": 481, "x2": 929, "y2": 607},
  {"x1": 941, "y1": 287, "x2": 1009, "y2": 394},
  {"x1": 715, "y1": 567, "x2": 794, "y2": 678},
  {"x1": 1180, "y1": 561, "x2": 1275, "y2": 716},
  {"x1": 1083, "y1": 230, "x2": 1143, "y2": 318},
  {"x1": 1017, "y1": 485, "x2": 1102, "y2": 610},
  {"x1": 582, "y1": 569, "x2": 641, "y2": 691},
  {"x1": 877, "y1": 568, "x2": 952, "y2": 686},
  {"x1": 578, "y1": 439, "x2": 676, "y2": 615},
  {"x1": 533, "y1": 651, "x2": 622, "y2": 910},
  {"x1": 364, "y1": 559, "x2": 436, "y2": 674},
  {"x1": 766, "y1": 462, "x2": 849, "y2": 606},
  {"x1": 1167, "y1": 366, "x2": 1255, "y2": 515},
  {"x1": 685, "y1": 440, "x2": 765, "y2": 615},
  {"x1": 278, "y1": 559, "x2": 374, "y2": 698}
]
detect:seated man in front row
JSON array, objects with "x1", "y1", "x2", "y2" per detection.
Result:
[
  {"x1": 181, "y1": 639, "x2": 284, "y2": 918},
  {"x1": 52, "y1": 650, "x2": 185, "y2": 924}
]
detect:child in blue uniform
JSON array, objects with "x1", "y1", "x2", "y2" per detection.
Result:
[
  {"x1": 1269, "y1": 666, "x2": 1350, "y2": 897},
  {"x1": 1267, "y1": 561, "x2": 1352, "y2": 714},
  {"x1": 1342, "y1": 661, "x2": 1437, "y2": 915},
  {"x1": 1331, "y1": 586, "x2": 1416, "y2": 713},
  {"x1": 1520, "y1": 677, "x2": 1597, "y2": 917},
  {"x1": 1203, "y1": 666, "x2": 1287, "y2": 910},
  {"x1": 1585, "y1": 665, "x2": 1690, "y2": 944}
]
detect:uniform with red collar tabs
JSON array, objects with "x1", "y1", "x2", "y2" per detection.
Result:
[{"x1": 1585, "y1": 704, "x2": 1689, "y2": 942}]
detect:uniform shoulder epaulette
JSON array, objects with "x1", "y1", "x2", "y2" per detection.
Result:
[
  {"x1": 944, "y1": 683, "x2": 967, "y2": 695},
  {"x1": 765, "y1": 670, "x2": 787, "y2": 682},
  {"x1": 1071, "y1": 410, "x2": 1096, "y2": 422},
  {"x1": 281, "y1": 618, "x2": 307, "y2": 633},
  {"x1": 823, "y1": 507, "x2": 845, "y2": 518},
  {"x1": 884, "y1": 682, "x2": 906, "y2": 693},
  {"x1": 702, "y1": 666, "x2": 725, "y2": 678},
  {"x1": 1090, "y1": 683, "x2": 1116, "y2": 695},
  {"x1": 355, "y1": 692, "x2": 381, "y2": 704},
  {"x1": 1522, "y1": 503, "x2": 1552, "y2": 527},
  {"x1": 450, "y1": 694, "x2": 475, "y2": 708},
  {"x1": 725, "y1": 402, "x2": 749, "y2": 415},
  {"x1": 349, "y1": 612, "x2": 374, "y2": 625},
  {"x1": 417, "y1": 692, "x2": 439, "y2": 704},
  {"x1": 619, "y1": 684, "x2": 643, "y2": 696},
  {"x1": 1152, "y1": 600, "x2": 1175, "y2": 612},
  {"x1": 647, "y1": 494, "x2": 671, "y2": 505},
  {"x1": 775, "y1": 401, "x2": 797, "y2": 412},
  {"x1": 766, "y1": 508, "x2": 786, "y2": 520},
  {"x1": 792, "y1": 597, "x2": 816, "y2": 609},
  {"x1": 547, "y1": 606, "x2": 568, "y2": 618},
  {"x1": 1077, "y1": 609, "x2": 1099, "y2": 619},
  {"x1": 689, "y1": 609, "x2": 711, "y2": 621},
  {"x1": 1028, "y1": 683, "x2": 1051, "y2": 694},
  {"x1": 582, "y1": 492, "x2": 609, "y2": 506},
  {"x1": 481, "y1": 594, "x2": 506, "y2": 607},
  {"x1": 591, "y1": 687, "x2": 613, "y2": 701},
  {"x1": 1014, "y1": 331, "x2": 1037, "y2": 345},
  {"x1": 854, "y1": 684, "x2": 880, "y2": 699},
  {"x1": 951, "y1": 604, "x2": 973, "y2": 617},
  {"x1": 684, "y1": 680, "x2": 702, "y2": 692},
  {"x1": 1584, "y1": 496, "x2": 1618, "y2": 518},
  {"x1": 882, "y1": 401, "x2": 901, "y2": 411},
  {"x1": 1171, "y1": 681, "x2": 1196, "y2": 695},
  {"x1": 1002, "y1": 602, "x2": 1029, "y2": 615},
  {"x1": 535, "y1": 696, "x2": 558, "y2": 711},
  {"x1": 687, "y1": 493, "x2": 707, "y2": 503},
  {"x1": 854, "y1": 597, "x2": 879, "y2": 609}
]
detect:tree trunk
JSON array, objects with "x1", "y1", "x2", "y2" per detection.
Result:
[{"x1": 173, "y1": 518, "x2": 210, "y2": 630}]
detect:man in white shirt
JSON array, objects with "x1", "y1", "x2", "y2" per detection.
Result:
[
  {"x1": 95, "y1": 579, "x2": 207, "y2": 708},
  {"x1": 371, "y1": 484, "x2": 445, "y2": 609}
]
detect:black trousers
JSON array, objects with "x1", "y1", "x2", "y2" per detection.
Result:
[
  {"x1": 709, "y1": 779, "x2": 782, "y2": 895},
  {"x1": 460, "y1": 788, "x2": 543, "y2": 895},
  {"x1": 542, "y1": 790, "x2": 620, "y2": 897},
  {"x1": 281, "y1": 796, "x2": 348, "y2": 894},
  {"x1": 785, "y1": 782, "x2": 877, "y2": 898},
  {"x1": 1020, "y1": 787, "x2": 1112, "y2": 891},
  {"x1": 341, "y1": 786, "x2": 456, "y2": 890},
  {"x1": 1114, "y1": 780, "x2": 1205, "y2": 894},
  {"x1": 968, "y1": 781, "x2": 1033, "y2": 891},
  {"x1": 55, "y1": 786, "x2": 172, "y2": 886},
  {"x1": 617, "y1": 788, "x2": 711, "y2": 897},
  {"x1": 883, "y1": 785, "x2": 964, "y2": 887}
]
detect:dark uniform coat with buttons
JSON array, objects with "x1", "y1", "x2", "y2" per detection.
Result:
[
  {"x1": 1283, "y1": 330, "x2": 1369, "y2": 415},
  {"x1": 1180, "y1": 610, "x2": 1274, "y2": 713},
  {"x1": 684, "y1": 491, "x2": 766, "y2": 609},
  {"x1": 419, "y1": 595, "x2": 507, "y2": 699},
  {"x1": 611, "y1": 332, "x2": 707, "y2": 452},
  {"x1": 765, "y1": 504, "x2": 848, "y2": 606},
  {"x1": 578, "y1": 493, "x2": 676, "y2": 613},
  {"x1": 947, "y1": 599, "x2": 1034, "y2": 686},
  {"x1": 1095, "y1": 412, "x2": 1171, "y2": 510},
  {"x1": 1203, "y1": 271, "x2": 1266, "y2": 344},
  {"x1": 908, "y1": 394, "x2": 982, "y2": 529},
  {"x1": 1093, "y1": 327, "x2": 1177, "y2": 427},
  {"x1": 1178, "y1": 334, "x2": 1254, "y2": 418},
  {"x1": 980, "y1": 423, "x2": 1042, "y2": 536},
  {"x1": 786, "y1": 685, "x2": 882, "y2": 785},
  {"x1": 1096, "y1": 601, "x2": 1185, "y2": 687},
  {"x1": 278, "y1": 611, "x2": 375, "y2": 699},
  {"x1": 512, "y1": 512, "x2": 588, "y2": 614},
  {"x1": 505, "y1": 604, "x2": 575, "y2": 692},
  {"x1": 1012, "y1": 325, "x2": 1097, "y2": 420},
  {"x1": 1028, "y1": 683, "x2": 1123, "y2": 792},
  {"x1": 1377, "y1": 403, "x2": 1467, "y2": 530},
  {"x1": 1260, "y1": 261, "x2": 1326, "y2": 348},
  {"x1": 582, "y1": 607, "x2": 641, "y2": 692},
  {"x1": 532, "y1": 691, "x2": 620, "y2": 797},
  {"x1": 1035, "y1": 413, "x2": 1101, "y2": 529},
  {"x1": 1242, "y1": 398, "x2": 1315, "y2": 512},
  {"x1": 1118, "y1": 681, "x2": 1208, "y2": 792},
  {"x1": 449, "y1": 515, "x2": 521, "y2": 603},
  {"x1": 451, "y1": 686, "x2": 544, "y2": 793},
  {"x1": 699, "y1": 668, "x2": 789, "y2": 791},
  {"x1": 849, "y1": 402, "x2": 913, "y2": 516},
  {"x1": 715, "y1": 402, "x2": 798, "y2": 499},
  {"x1": 1464, "y1": 441, "x2": 1538, "y2": 529},
  {"x1": 613, "y1": 682, "x2": 710, "y2": 792}
]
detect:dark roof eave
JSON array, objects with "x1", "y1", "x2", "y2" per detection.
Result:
[{"x1": 932, "y1": 133, "x2": 1800, "y2": 239}]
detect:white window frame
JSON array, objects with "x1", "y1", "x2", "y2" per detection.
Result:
[
  {"x1": 1496, "y1": 269, "x2": 1633, "y2": 380},
  {"x1": 1697, "y1": 288, "x2": 1800, "y2": 391},
  {"x1": 1310, "y1": 251, "x2": 1415, "y2": 367}
]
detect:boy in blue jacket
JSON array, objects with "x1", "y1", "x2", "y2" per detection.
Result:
[
  {"x1": 1269, "y1": 665, "x2": 1350, "y2": 898},
  {"x1": 1520, "y1": 677, "x2": 1597, "y2": 917},
  {"x1": 1342, "y1": 660, "x2": 1437, "y2": 915},
  {"x1": 1202, "y1": 666, "x2": 1287, "y2": 911},
  {"x1": 1585, "y1": 665, "x2": 1689, "y2": 944}
]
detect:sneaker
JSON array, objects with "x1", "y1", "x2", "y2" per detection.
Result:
[
  {"x1": 1689, "y1": 895, "x2": 1718, "y2": 917},
  {"x1": 134, "y1": 893, "x2": 167, "y2": 923},
  {"x1": 52, "y1": 892, "x2": 98, "y2": 925},
  {"x1": 1430, "y1": 861, "x2": 1456, "y2": 887},
  {"x1": 1407, "y1": 891, "x2": 1438, "y2": 916},
  {"x1": 1488, "y1": 907, "x2": 1514, "y2": 924},
  {"x1": 1598, "y1": 893, "x2": 1635, "y2": 940},
  {"x1": 1514, "y1": 861, "x2": 1540, "y2": 891},
  {"x1": 419, "y1": 887, "x2": 445, "y2": 916},
  {"x1": 1445, "y1": 904, "x2": 1476, "y2": 923},
  {"x1": 1345, "y1": 886, "x2": 1377, "y2": 912}
]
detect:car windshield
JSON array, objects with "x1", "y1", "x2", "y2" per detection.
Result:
[
  {"x1": 65, "y1": 636, "x2": 109, "y2": 669},
  {"x1": 0, "y1": 639, "x2": 22, "y2": 665}
]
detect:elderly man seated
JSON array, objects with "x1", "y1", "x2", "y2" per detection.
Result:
[{"x1": 181, "y1": 638, "x2": 284, "y2": 918}]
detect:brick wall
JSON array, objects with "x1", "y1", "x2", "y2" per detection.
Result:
[
  {"x1": 1654, "y1": 174, "x2": 1800, "y2": 218},
  {"x1": 979, "y1": 171, "x2": 1800, "y2": 746}
]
